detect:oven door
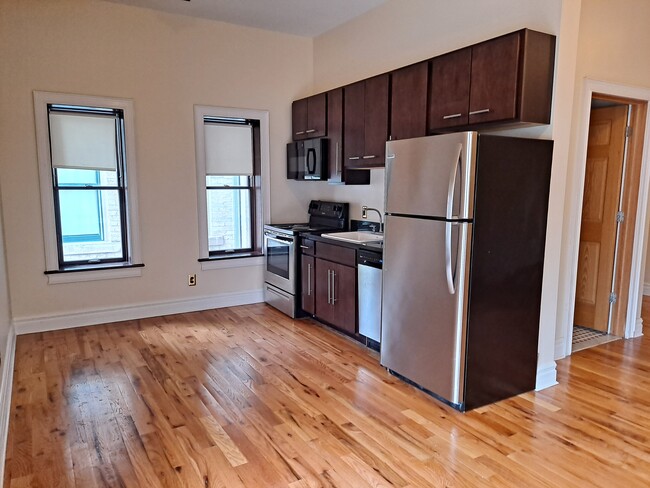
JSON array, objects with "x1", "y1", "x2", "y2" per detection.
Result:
[{"x1": 264, "y1": 231, "x2": 296, "y2": 292}]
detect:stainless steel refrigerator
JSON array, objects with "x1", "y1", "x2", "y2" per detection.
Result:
[{"x1": 380, "y1": 132, "x2": 553, "y2": 411}]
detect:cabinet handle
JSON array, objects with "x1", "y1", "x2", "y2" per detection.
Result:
[
  {"x1": 362, "y1": 155, "x2": 377, "y2": 159},
  {"x1": 307, "y1": 263, "x2": 312, "y2": 296},
  {"x1": 348, "y1": 156, "x2": 360, "y2": 160},
  {"x1": 327, "y1": 269, "x2": 332, "y2": 304},
  {"x1": 442, "y1": 113, "x2": 462, "y2": 119},
  {"x1": 305, "y1": 129, "x2": 316, "y2": 133},
  {"x1": 295, "y1": 131, "x2": 305, "y2": 135},
  {"x1": 300, "y1": 245, "x2": 310, "y2": 250},
  {"x1": 331, "y1": 270, "x2": 337, "y2": 304},
  {"x1": 469, "y1": 108, "x2": 491, "y2": 115},
  {"x1": 335, "y1": 142, "x2": 340, "y2": 175}
]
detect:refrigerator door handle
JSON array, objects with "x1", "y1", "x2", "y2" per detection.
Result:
[
  {"x1": 445, "y1": 221, "x2": 456, "y2": 295},
  {"x1": 446, "y1": 144, "x2": 463, "y2": 220}
]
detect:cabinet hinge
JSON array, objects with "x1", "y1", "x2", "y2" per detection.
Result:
[
  {"x1": 626, "y1": 126, "x2": 633, "y2": 138},
  {"x1": 616, "y1": 211, "x2": 625, "y2": 223},
  {"x1": 609, "y1": 292, "x2": 618, "y2": 304}
]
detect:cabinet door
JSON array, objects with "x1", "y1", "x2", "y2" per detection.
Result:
[
  {"x1": 315, "y1": 258, "x2": 336, "y2": 326},
  {"x1": 428, "y1": 48, "x2": 471, "y2": 131},
  {"x1": 469, "y1": 32, "x2": 520, "y2": 125},
  {"x1": 306, "y1": 93, "x2": 327, "y2": 138},
  {"x1": 292, "y1": 98, "x2": 308, "y2": 140},
  {"x1": 328, "y1": 90, "x2": 370, "y2": 185},
  {"x1": 330, "y1": 262, "x2": 357, "y2": 335},
  {"x1": 314, "y1": 259, "x2": 356, "y2": 334},
  {"x1": 363, "y1": 74, "x2": 389, "y2": 166},
  {"x1": 301, "y1": 254, "x2": 315, "y2": 315},
  {"x1": 391, "y1": 61, "x2": 428, "y2": 140},
  {"x1": 327, "y1": 88, "x2": 345, "y2": 183},
  {"x1": 343, "y1": 81, "x2": 365, "y2": 166}
]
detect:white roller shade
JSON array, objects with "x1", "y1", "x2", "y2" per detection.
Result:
[
  {"x1": 204, "y1": 122, "x2": 253, "y2": 175},
  {"x1": 49, "y1": 112, "x2": 118, "y2": 171}
]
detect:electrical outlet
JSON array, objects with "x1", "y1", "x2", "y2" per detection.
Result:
[{"x1": 188, "y1": 274, "x2": 197, "y2": 286}]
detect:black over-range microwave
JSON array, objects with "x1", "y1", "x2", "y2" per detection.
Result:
[{"x1": 287, "y1": 138, "x2": 328, "y2": 181}]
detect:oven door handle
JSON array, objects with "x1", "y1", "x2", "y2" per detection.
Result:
[{"x1": 264, "y1": 233, "x2": 294, "y2": 245}]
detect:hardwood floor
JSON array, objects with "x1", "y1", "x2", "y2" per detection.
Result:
[{"x1": 4, "y1": 303, "x2": 650, "y2": 487}]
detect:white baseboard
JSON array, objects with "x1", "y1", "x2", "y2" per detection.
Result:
[
  {"x1": 644, "y1": 283, "x2": 650, "y2": 296},
  {"x1": 535, "y1": 361, "x2": 558, "y2": 391},
  {"x1": 13, "y1": 289, "x2": 264, "y2": 335},
  {"x1": 0, "y1": 324, "x2": 16, "y2": 485}
]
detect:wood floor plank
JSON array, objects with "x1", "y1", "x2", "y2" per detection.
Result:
[{"x1": 6, "y1": 302, "x2": 650, "y2": 487}]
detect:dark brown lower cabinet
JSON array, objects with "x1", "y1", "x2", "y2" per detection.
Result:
[
  {"x1": 301, "y1": 254, "x2": 315, "y2": 315},
  {"x1": 314, "y1": 258, "x2": 356, "y2": 335}
]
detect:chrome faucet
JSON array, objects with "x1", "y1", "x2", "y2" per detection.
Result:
[{"x1": 361, "y1": 206, "x2": 383, "y2": 232}]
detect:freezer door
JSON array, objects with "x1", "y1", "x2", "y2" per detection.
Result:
[
  {"x1": 380, "y1": 214, "x2": 471, "y2": 406},
  {"x1": 385, "y1": 132, "x2": 477, "y2": 220}
]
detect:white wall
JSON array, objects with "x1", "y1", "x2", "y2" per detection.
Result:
[
  {"x1": 556, "y1": 0, "x2": 650, "y2": 349},
  {"x1": 311, "y1": 0, "x2": 565, "y2": 388},
  {"x1": 0, "y1": 0, "x2": 318, "y2": 325},
  {"x1": 0, "y1": 188, "x2": 11, "y2": 364}
]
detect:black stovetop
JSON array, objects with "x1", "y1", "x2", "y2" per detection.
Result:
[{"x1": 265, "y1": 200, "x2": 349, "y2": 235}]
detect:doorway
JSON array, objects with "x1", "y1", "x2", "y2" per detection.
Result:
[{"x1": 572, "y1": 92, "x2": 648, "y2": 353}]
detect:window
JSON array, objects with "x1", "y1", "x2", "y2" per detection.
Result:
[
  {"x1": 34, "y1": 92, "x2": 142, "y2": 283},
  {"x1": 194, "y1": 106, "x2": 269, "y2": 269}
]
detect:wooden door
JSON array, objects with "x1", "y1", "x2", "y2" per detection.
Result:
[
  {"x1": 574, "y1": 105, "x2": 628, "y2": 331},
  {"x1": 428, "y1": 48, "x2": 471, "y2": 131},
  {"x1": 301, "y1": 254, "x2": 315, "y2": 315},
  {"x1": 391, "y1": 61, "x2": 428, "y2": 140},
  {"x1": 363, "y1": 74, "x2": 389, "y2": 166},
  {"x1": 469, "y1": 32, "x2": 520, "y2": 125}
]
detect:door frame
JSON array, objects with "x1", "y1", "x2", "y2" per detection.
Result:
[{"x1": 562, "y1": 79, "x2": 650, "y2": 357}]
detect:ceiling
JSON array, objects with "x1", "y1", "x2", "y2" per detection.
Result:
[{"x1": 103, "y1": 0, "x2": 389, "y2": 37}]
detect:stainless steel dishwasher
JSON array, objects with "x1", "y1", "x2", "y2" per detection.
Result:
[{"x1": 357, "y1": 248, "x2": 383, "y2": 349}]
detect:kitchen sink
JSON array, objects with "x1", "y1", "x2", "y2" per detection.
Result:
[{"x1": 321, "y1": 231, "x2": 384, "y2": 244}]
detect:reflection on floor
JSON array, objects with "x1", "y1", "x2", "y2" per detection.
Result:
[{"x1": 572, "y1": 325, "x2": 619, "y2": 352}]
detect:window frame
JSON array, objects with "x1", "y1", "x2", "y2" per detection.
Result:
[
  {"x1": 194, "y1": 105, "x2": 270, "y2": 270},
  {"x1": 34, "y1": 91, "x2": 143, "y2": 283}
]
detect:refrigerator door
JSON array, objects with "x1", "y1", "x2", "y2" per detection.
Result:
[
  {"x1": 380, "y1": 214, "x2": 472, "y2": 406},
  {"x1": 385, "y1": 132, "x2": 477, "y2": 220}
]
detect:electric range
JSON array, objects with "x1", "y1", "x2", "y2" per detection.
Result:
[{"x1": 263, "y1": 200, "x2": 349, "y2": 317}]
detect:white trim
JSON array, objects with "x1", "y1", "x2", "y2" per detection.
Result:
[
  {"x1": 46, "y1": 266, "x2": 143, "y2": 284},
  {"x1": 535, "y1": 361, "x2": 558, "y2": 391},
  {"x1": 193, "y1": 105, "x2": 271, "y2": 260},
  {"x1": 555, "y1": 336, "x2": 567, "y2": 360},
  {"x1": 200, "y1": 256, "x2": 264, "y2": 271},
  {"x1": 633, "y1": 317, "x2": 644, "y2": 338},
  {"x1": 0, "y1": 325, "x2": 16, "y2": 485},
  {"x1": 644, "y1": 283, "x2": 650, "y2": 296},
  {"x1": 12, "y1": 289, "x2": 264, "y2": 335},
  {"x1": 33, "y1": 91, "x2": 143, "y2": 275},
  {"x1": 561, "y1": 79, "x2": 650, "y2": 354}
]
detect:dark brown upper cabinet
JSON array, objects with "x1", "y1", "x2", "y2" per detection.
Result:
[
  {"x1": 391, "y1": 61, "x2": 429, "y2": 140},
  {"x1": 292, "y1": 93, "x2": 327, "y2": 140},
  {"x1": 327, "y1": 88, "x2": 370, "y2": 185},
  {"x1": 344, "y1": 74, "x2": 389, "y2": 169},
  {"x1": 428, "y1": 29, "x2": 556, "y2": 132},
  {"x1": 428, "y1": 48, "x2": 472, "y2": 129}
]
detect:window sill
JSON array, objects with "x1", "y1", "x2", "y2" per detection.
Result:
[
  {"x1": 45, "y1": 263, "x2": 144, "y2": 284},
  {"x1": 199, "y1": 252, "x2": 264, "y2": 270}
]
